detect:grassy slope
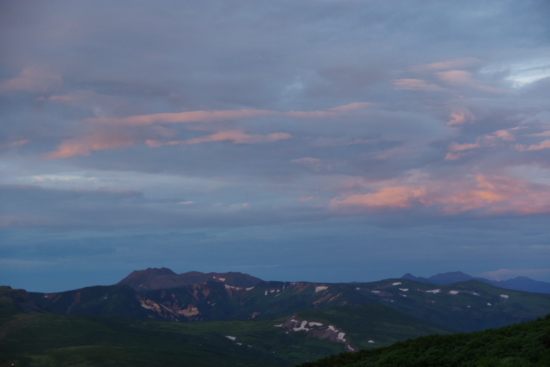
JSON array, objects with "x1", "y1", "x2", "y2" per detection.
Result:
[
  {"x1": 295, "y1": 303, "x2": 452, "y2": 350},
  {"x1": 298, "y1": 314, "x2": 550, "y2": 367},
  {"x1": 0, "y1": 290, "x2": 455, "y2": 367}
]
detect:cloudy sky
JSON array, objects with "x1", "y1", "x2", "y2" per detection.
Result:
[{"x1": 2, "y1": 0, "x2": 550, "y2": 292}]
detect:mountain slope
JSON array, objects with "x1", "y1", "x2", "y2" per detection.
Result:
[{"x1": 0, "y1": 288, "x2": 453, "y2": 367}]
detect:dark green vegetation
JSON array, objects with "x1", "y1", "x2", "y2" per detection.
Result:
[
  {"x1": 3, "y1": 268, "x2": 550, "y2": 366},
  {"x1": 0, "y1": 287, "x2": 450, "y2": 367},
  {"x1": 298, "y1": 314, "x2": 550, "y2": 367}
]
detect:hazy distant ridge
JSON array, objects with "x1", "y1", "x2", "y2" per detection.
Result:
[{"x1": 402, "y1": 271, "x2": 550, "y2": 294}]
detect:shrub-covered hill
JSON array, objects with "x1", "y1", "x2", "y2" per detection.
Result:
[
  {"x1": 0, "y1": 288, "x2": 450, "y2": 367},
  {"x1": 297, "y1": 314, "x2": 550, "y2": 367}
]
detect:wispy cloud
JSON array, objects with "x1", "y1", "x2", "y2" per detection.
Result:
[
  {"x1": 44, "y1": 132, "x2": 138, "y2": 160},
  {"x1": 88, "y1": 103, "x2": 370, "y2": 126},
  {"x1": 0, "y1": 67, "x2": 62, "y2": 93},
  {"x1": 392, "y1": 79, "x2": 444, "y2": 91}
]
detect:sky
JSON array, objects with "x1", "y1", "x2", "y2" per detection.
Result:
[{"x1": 1, "y1": 0, "x2": 550, "y2": 292}]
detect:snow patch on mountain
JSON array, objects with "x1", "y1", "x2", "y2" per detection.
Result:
[{"x1": 278, "y1": 316, "x2": 355, "y2": 352}]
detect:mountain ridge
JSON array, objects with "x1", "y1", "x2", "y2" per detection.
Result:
[
  {"x1": 402, "y1": 271, "x2": 550, "y2": 294},
  {"x1": 24, "y1": 274, "x2": 550, "y2": 333},
  {"x1": 118, "y1": 267, "x2": 263, "y2": 291}
]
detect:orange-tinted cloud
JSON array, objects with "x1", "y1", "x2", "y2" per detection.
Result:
[
  {"x1": 332, "y1": 186, "x2": 427, "y2": 209},
  {"x1": 447, "y1": 109, "x2": 475, "y2": 126},
  {"x1": 331, "y1": 174, "x2": 550, "y2": 215},
  {"x1": 516, "y1": 140, "x2": 550, "y2": 151},
  {"x1": 184, "y1": 131, "x2": 291, "y2": 145},
  {"x1": 437, "y1": 70, "x2": 506, "y2": 94},
  {"x1": 444, "y1": 142, "x2": 480, "y2": 160},
  {"x1": 410, "y1": 58, "x2": 482, "y2": 73},
  {"x1": 286, "y1": 102, "x2": 370, "y2": 117},
  {"x1": 45, "y1": 132, "x2": 138, "y2": 160},
  {"x1": 88, "y1": 102, "x2": 370, "y2": 126},
  {"x1": 448, "y1": 142, "x2": 480, "y2": 152},
  {"x1": 392, "y1": 79, "x2": 444, "y2": 91},
  {"x1": 89, "y1": 109, "x2": 277, "y2": 126},
  {"x1": 437, "y1": 70, "x2": 473, "y2": 85}
]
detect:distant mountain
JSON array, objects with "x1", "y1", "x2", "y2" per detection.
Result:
[
  {"x1": 497, "y1": 276, "x2": 550, "y2": 294},
  {"x1": 118, "y1": 267, "x2": 263, "y2": 290},
  {"x1": 401, "y1": 271, "x2": 550, "y2": 294}
]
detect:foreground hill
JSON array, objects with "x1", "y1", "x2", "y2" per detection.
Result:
[
  {"x1": 28, "y1": 269, "x2": 550, "y2": 333},
  {"x1": 298, "y1": 314, "x2": 550, "y2": 367},
  {"x1": 0, "y1": 287, "x2": 450, "y2": 367}
]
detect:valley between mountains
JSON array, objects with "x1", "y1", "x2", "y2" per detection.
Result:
[{"x1": 2, "y1": 268, "x2": 550, "y2": 366}]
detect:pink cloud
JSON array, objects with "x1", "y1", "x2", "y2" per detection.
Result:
[
  {"x1": 0, "y1": 67, "x2": 62, "y2": 93},
  {"x1": 283, "y1": 102, "x2": 369, "y2": 118},
  {"x1": 528, "y1": 130, "x2": 550, "y2": 137},
  {"x1": 88, "y1": 109, "x2": 277, "y2": 126},
  {"x1": 516, "y1": 140, "x2": 550, "y2": 151},
  {"x1": 437, "y1": 70, "x2": 507, "y2": 94},
  {"x1": 326, "y1": 102, "x2": 370, "y2": 112},
  {"x1": 446, "y1": 127, "x2": 520, "y2": 159},
  {"x1": 437, "y1": 70, "x2": 473, "y2": 85},
  {"x1": 392, "y1": 79, "x2": 444, "y2": 91},
  {"x1": 447, "y1": 109, "x2": 475, "y2": 126},
  {"x1": 45, "y1": 132, "x2": 138, "y2": 160},
  {"x1": 0, "y1": 140, "x2": 30, "y2": 150},
  {"x1": 88, "y1": 102, "x2": 370, "y2": 126},
  {"x1": 449, "y1": 142, "x2": 480, "y2": 152},
  {"x1": 410, "y1": 58, "x2": 482, "y2": 72},
  {"x1": 184, "y1": 131, "x2": 291, "y2": 145},
  {"x1": 331, "y1": 174, "x2": 550, "y2": 215},
  {"x1": 332, "y1": 186, "x2": 426, "y2": 209},
  {"x1": 492, "y1": 130, "x2": 516, "y2": 142},
  {"x1": 445, "y1": 142, "x2": 480, "y2": 160}
]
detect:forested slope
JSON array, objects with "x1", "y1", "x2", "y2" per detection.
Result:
[{"x1": 298, "y1": 314, "x2": 550, "y2": 367}]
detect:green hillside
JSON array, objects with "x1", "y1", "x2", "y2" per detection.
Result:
[
  {"x1": 298, "y1": 314, "x2": 550, "y2": 367},
  {"x1": 0, "y1": 288, "x2": 451, "y2": 367}
]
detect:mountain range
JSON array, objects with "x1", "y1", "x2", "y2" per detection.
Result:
[
  {"x1": 2, "y1": 268, "x2": 550, "y2": 366},
  {"x1": 402, "y1": 271, "x2": 550, "y2": 294},
  {"x1": 18, "y1": 268, "x2": 550, "y2": 333}
]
